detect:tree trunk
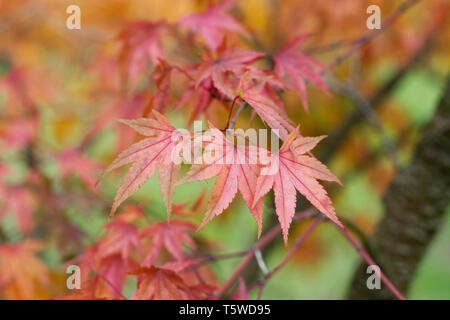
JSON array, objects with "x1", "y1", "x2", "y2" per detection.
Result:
[{"x1": 347, "y1": 77, "x2": 450, "y2": 299}]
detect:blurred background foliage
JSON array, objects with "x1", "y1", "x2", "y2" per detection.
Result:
[{"x1": 0, "y1": 0, "x2": 449, "y2": 299}]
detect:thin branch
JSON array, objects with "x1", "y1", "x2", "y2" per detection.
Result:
[
  {"x1": 335, "y1": 223, "x2": 406, "y2": 300},
  {"x1": 254, "y1": 249, "x2": 269, "y2": 275},
  {"x1": 248, "y1": 217, "x2": 324, "y2": 296},
  {"x1": 228, "y1": 102, "x2": 247, "y2": 130},
  {"x1": 216, "y1": 209, "x2": 316, "y2": 298}
]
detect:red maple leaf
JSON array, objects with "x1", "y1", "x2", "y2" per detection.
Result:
[
  {"x1": 196, "y1": 48, "x2": 265, "y2": 97},
  {"x1": 178, "y1": 1, "x2": 248, "y2": 53},
  {"x1": 140, "y1": 220, "x2": 196, "y2": 266},
  {"x1": 252, "y1": 127, "x2": 342, "y2": 244},
  {"x1": 117, "y1": 21, "x2": 166, "y2": 88},
  {"x1": 98, "y1": 219, "x2": 141, "y2": 264},
  {"x1": 273, "y1": 35, "x2": 329, "y2": 111},
  {"x1": 238, "y1": 75, "x2": 295, "y2": 140},
  {"x1": 56, "y1": 149, "x2": 101, "y2": 191},
  {"x1": 104, "y1": 111, "x2": 186, "y2": 217},
  {"x1": 130, "y1": 261, "x2": 213, "y2": 300},
  {"x1": 178, "y1": 124, "x2": 265, "y2": 236}
]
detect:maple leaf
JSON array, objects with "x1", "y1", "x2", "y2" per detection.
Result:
[
  {"x1": 252, "y1": 127, "x2": 342, "y2": 244},
  {"x1": 117, "y1": 21, "x2": 166, "y2": 88},
  {"x1": 178, "y1": 124, "x2": 265, "y2": 237},
  {"x1": 196, "y1": 48, "x2": 265, "y2": 97},
  {"x1": 238, "y1": 75, "x2": 295, "y2": 140},
  {"x1": 105, "y1": 111, "x2": 186, "y2": 217},
  {"x1": 177, "y1": 48, "x2": 264, "y2": 123},
  {"x1": 98, "y1": 219, "x2": 141, "y2": 264},
  {"x1": 94, "y1": 254, "x2": 131, "y2": 300},
  {"x1": 130, "y1": 265, "x2": 189, "y2": 300},
  {"x1": 178, "y1": 1, "x2": 249, "y2": 53},
  {"x1": 0, "y1": 241, "x2": 49, "y2": 300},
  {"x1": 130, "y1": 261, "x2": 213, "y2": 300},
  {"x1": 140, "y1": 220, "x2": 196, "y2": 266},
  {"x1": 56, "y1": 149, "x2": 101, "y2": 191},
  {"x1": 176, "y1": 79, "x2": 215, "y2": 125},
  {"x1": 273, "y1": 35, "x2": 329, "y2": 111},
  {"x1": 148, "y1": 59, "x2": 172, "y2": 113}
]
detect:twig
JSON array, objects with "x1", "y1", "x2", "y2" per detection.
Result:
[
  {"x1": 254, "y1": 249, "x2": 269, "y2": 275},
  {"x1": 248, "y1": 217, "x2": 324, "y2": 296},
  {"x1": 216, "y1": 209, "x2": 316, "y2": 298},
  {"x1": 228, "y1": 102, "x2": 247, "y2": 130},
  {"x1": 335, "y1": 223, "x2": 406, "y2": 300}
]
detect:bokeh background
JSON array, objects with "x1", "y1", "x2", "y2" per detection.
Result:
[{"x1": 0, "y1": 0, "x2": 449, "y2": 299}]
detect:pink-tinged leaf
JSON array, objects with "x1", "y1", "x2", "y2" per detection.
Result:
[
  {"x1": 117, "y1": 21, "x2": 166, "y2": 88},
  {"x1": 273, "y1": 163, "x2": 298, "y2": 244},
  {"x1": 178, "y1": 126, "x2": 265, "y2": 236},
  {"x1": 194, "y1": 48, "x2": 265, "y2": 101},
  {"x1": 199, "y1": 163, "x2": 239, "y2": 230},
  {"x1": 57, "y1": 149, "x2": 101, "y2": 191},
  {"x1": 130, "y1": 266, "x2": 188, "y2": 300},
  {"x1": 241, "y1": 88, "x2": 295, "y2": 140},
  {"x1": 273, "y1": 35, "x2": 329, "y2": 111},
  {"x1": 253, "y1": 129, "x2": 342, "y2": 245},
  {"x1": 105, "y1": 111, "x2": 185, "y2": 217},
  {"x1": 292, "y1": 135, "x2": 327, "y2": 154},
  {"x1": 178, "y1": 1, "x2": 249, "y2": 53},
  {"x1": 140, "y1": 220, "x2": 196, "y2": 266},
  {"x1": 110, "y1": 144, "x2": 169, "y2": 215},
  {"x1": 290, "y1": 155, "x2": 343, "y2": 185},
  {"x1": 98, "y1": 220, "x2": 141, "y2": 264},
  {"x1": 158, "y1": 152, "x2": 181, "y2": 221},
  {"x1": 237, "y1": 161, "x2": 264, "y2": 238}
]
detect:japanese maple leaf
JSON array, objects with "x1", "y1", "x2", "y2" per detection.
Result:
[
  {"x1": 0, "y1": 241, "x2": 49, "y2": 300},
  {"x1": 178, "y1": 125, "x2": 265, "y2": 236},
  {"x1": 140, "y1": 220, "x2": 196, "y2": 266},
  {"x1": 196, "y1": 48, "x2": 265, "y2": 97},
  {"x1": 117, "y1": 21, "x2": 166, "y2": 88},
  {"x1": 94, "y1": 254, "x2": 132, "y2": 300},
  {"x1": 238, "y1": 75, "x2": 295, "y2": 140},
  {"x1": 178, "y1": 1, "x2": 249, "y2": 53},
  {"x1": 98, "y1": 219, "x2": 141, "y2": 264},
  {"x1": 176, "y1": 49, "x2": 264, "y2": 123},
  {"x1": 130, "y1": 261, "x2": 212, "y2": 300},
  {"x1": 273, "y1": 35, "x2": 329, "y2": 111},
  {"x1": 130, "y1": 265, "x2": 189, "y2": 300},
  {"x1": 57, "y1": 149, "x2": 101, "y2": 191},
  {"x1": 105, "y1": 111, "x2": 185, "y2": 217},
  {"x1": 148, "y1": 59, "x2": 172, "y2": 113},
  {"x1": 252, "y1": 127, "x2": 342, "y2": 245},
  {"x1": 177, "y1": 78, "x2": 217, "y2": 125}
]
